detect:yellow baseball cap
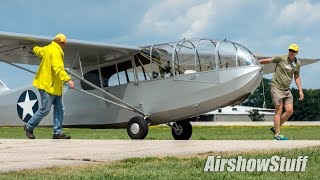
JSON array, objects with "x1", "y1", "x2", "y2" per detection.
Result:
[
  {"x1": 54, "y1": 33, "x2": 67, "y2": 43},
  {"x1": 288, "y1": 43, "x2": 299, "y2": 51}
]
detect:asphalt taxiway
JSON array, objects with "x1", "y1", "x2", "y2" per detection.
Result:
[{"x1": 1, "y1": 139, "x2": 320, "y2": 172}]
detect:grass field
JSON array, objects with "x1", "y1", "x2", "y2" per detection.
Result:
[
  {"x1": 0, "y1": 125, "x2": 320, "y2": 140},
  {"x1": 1, "y1": 146, "x2": 319, "y2": 179}
]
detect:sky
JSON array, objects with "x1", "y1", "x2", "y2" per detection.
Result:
[{"x1": 0, "y1": 0, "x2": 319, "y2": 89}]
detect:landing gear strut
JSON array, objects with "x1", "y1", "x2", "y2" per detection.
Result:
[
  {"x1": 171, "y1": 120, "x2": 192, "y2": 140},
  {"x1": 127, "y1": 116, "x2": 149, "y2": 139}
]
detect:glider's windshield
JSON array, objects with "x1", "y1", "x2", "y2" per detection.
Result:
[{"x1": 142, "y1": 39, "x2": 258, "y2": 75}]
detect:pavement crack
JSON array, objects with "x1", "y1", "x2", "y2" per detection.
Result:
[{"x1": 54, "y1": 157, "x2": 94, "y2": 162}]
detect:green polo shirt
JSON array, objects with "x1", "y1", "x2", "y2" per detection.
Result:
[{"x1": 271, "y1": 55, "x2": 300, "y2": 90}]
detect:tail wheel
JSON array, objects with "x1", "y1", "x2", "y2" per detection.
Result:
[
  {"x1": 171, "y1": 120, "x2": 192, "y2": 140},
  {"x1": 127, "y1": 116, "x2": 149, "y2": 139}
]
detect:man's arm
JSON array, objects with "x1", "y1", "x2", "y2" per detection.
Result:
[
  {"x1": 51, "y1": 51, "x2": 74, "y2": 89},
  {"x1": 33, "y1": 46, "x2": 45, "y2": 58},
  {"x1": 258, "y1": 58, "x2": 273, "y2": 64},
  {"x1": 294, "y1": 73, "x2": 304, "y2": 101}
]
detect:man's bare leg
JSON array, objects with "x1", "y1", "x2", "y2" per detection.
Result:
[
  {"x1": 280, "y1": 103, "x2": 293, "y2": 126},
  {"x1": 274, "y1": 105, "x2": 283, "y2": 135}
]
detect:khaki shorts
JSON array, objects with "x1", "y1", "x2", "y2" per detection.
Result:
[{"x1": 270, "y1": 86, "x2": 293, "y2": 105}]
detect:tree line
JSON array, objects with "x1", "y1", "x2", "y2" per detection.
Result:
[{"x1": 242, "y1": 78, "x2": 320, "y2": 121}]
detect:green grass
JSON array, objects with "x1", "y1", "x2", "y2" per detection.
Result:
[
  {"x1": 1, "y1": 125, "x2": 320, "y2": 140},
  {"x1": 1, "y1": 146, "x2": 319, "y2": 179}
]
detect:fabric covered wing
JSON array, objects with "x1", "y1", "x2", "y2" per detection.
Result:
[{"x1": 0, "y1": 31, "x2": 141, "y2": 68}]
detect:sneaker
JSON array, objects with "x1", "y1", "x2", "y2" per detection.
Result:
[
  {"x1": 52, "y1": 133, "x2": 71, "y2": 139},
  {"x1": 274, "y1": 134, "x2": 289, "y2": 140},
  {"x1": 269, "y1": 127, "x2": 275, "y2": 135},
  {"x1": 24, "y1": 124, "x2": 35, "y2": 139}
]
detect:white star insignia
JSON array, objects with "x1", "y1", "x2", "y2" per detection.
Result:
[{"x1": 17, "y1": 91, "x2": 37, "y2": 120}]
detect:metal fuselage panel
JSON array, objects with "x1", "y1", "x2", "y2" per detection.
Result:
[
  {"x1": 62, "y1": 80, "x2": 142, "y2": 127},
  {"x1": 64, "y1": 66, "x2": 262, "y2": 126},
  {"x1": 138, "y1": 66, "x2": 263, "y2": 124},
  {"x1": 0, "y1": 86, "x2": 53, "y2": 126}
]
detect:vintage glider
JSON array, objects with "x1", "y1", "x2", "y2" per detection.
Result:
[{"x1": 0, "y1": 31, "x2": 316, "y2": 139}]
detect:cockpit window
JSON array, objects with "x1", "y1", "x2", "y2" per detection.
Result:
[
  {"x1": 216, "y1": 41, "x2": 237, "y2": 69},
  {"x1": 195, "y1": 40, "x2": 216, "y2": 71},
  {"x1": 237, "y1": 47, "x2": 257, "y2": 66},
  {"x1": 81, "y1": 69, "x2": 100, "y2": 90}
]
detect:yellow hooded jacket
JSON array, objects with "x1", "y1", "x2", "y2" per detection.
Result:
[{"x1": 32, "y1": 41, "x2": 71, "y2": 96}]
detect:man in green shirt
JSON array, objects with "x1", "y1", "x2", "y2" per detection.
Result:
[{"x1": 259, "y1": 44, "x2": 304, "y2": 140}]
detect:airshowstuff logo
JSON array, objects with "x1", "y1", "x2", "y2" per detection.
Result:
[
  {"x1": 17, "y1": 90, "x2": 39, "y2": 122},
  {"x1": 204, "y1": 156, "x2": 308, "y2": 172}
]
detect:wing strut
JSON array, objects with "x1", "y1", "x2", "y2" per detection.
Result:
[
  {"x1": 2, "y1": 61, "x2": 36, "y2": 75},
  {"x1": 72, "y1": 87, "x2": 140, "y2": 114},
  {"x1": 65, "y1": 69, "x2": 147, "y2": 118}
]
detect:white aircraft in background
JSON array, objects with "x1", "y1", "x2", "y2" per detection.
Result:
[{"x1": 0, "y1": 31, "x2": 317, "y2": 139}]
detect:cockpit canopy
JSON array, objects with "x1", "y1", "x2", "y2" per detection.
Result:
[
  {"x1": 142, "y1": 39, "x2": 258, "y2": 75},
  {"x1": 82, "y1": 39, "x2": 259, "y2": 89}
]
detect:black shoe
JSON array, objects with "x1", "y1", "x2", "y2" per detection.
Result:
[
  {"x1": 24, "y1": 124, "x2": 35, "y2": 139},
  {"x1": 52, "y1": 133, "x2": 71, "y2": 139},
  {"x1": 269, "y1": 127, "x2": 275, "y2": 135}
]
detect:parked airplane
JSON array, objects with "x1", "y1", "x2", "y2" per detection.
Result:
[{"x1": 0, "y1": 31, "x2": 316, "y2": 139}]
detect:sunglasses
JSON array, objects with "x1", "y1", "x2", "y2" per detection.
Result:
[{"x1": 289, "y1": 49, "x2": 297, "y2": 53}]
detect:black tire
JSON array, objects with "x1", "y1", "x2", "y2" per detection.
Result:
[
  {"x1": 171, "y1": 120, "x2": 192, "y2": 140},
  {"x1": 127, "y1": 116, "x2": 149, "y2": 139}
]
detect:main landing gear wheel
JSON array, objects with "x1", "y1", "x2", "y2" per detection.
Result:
[
  {"x1": 171, "y1": 120, "x2": 192, "y2": 140},
  {"x1": 127, "y1": 116, "x2": 149, "y2": 139}
]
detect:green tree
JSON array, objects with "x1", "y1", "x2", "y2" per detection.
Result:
[
  {"x1": 248, "y1": 109, "x2": 265, "y2": 121},
  {"x1": 242, "y1": 78, "x2": 273, "y2": 109},
  {"x1": 290, "y1": 88, "x2": 320, "y2": 121}
]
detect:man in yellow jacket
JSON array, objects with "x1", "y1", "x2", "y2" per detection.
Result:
[{"x1": 24, "y1": 33, "x2": 74, "y2": 139}]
